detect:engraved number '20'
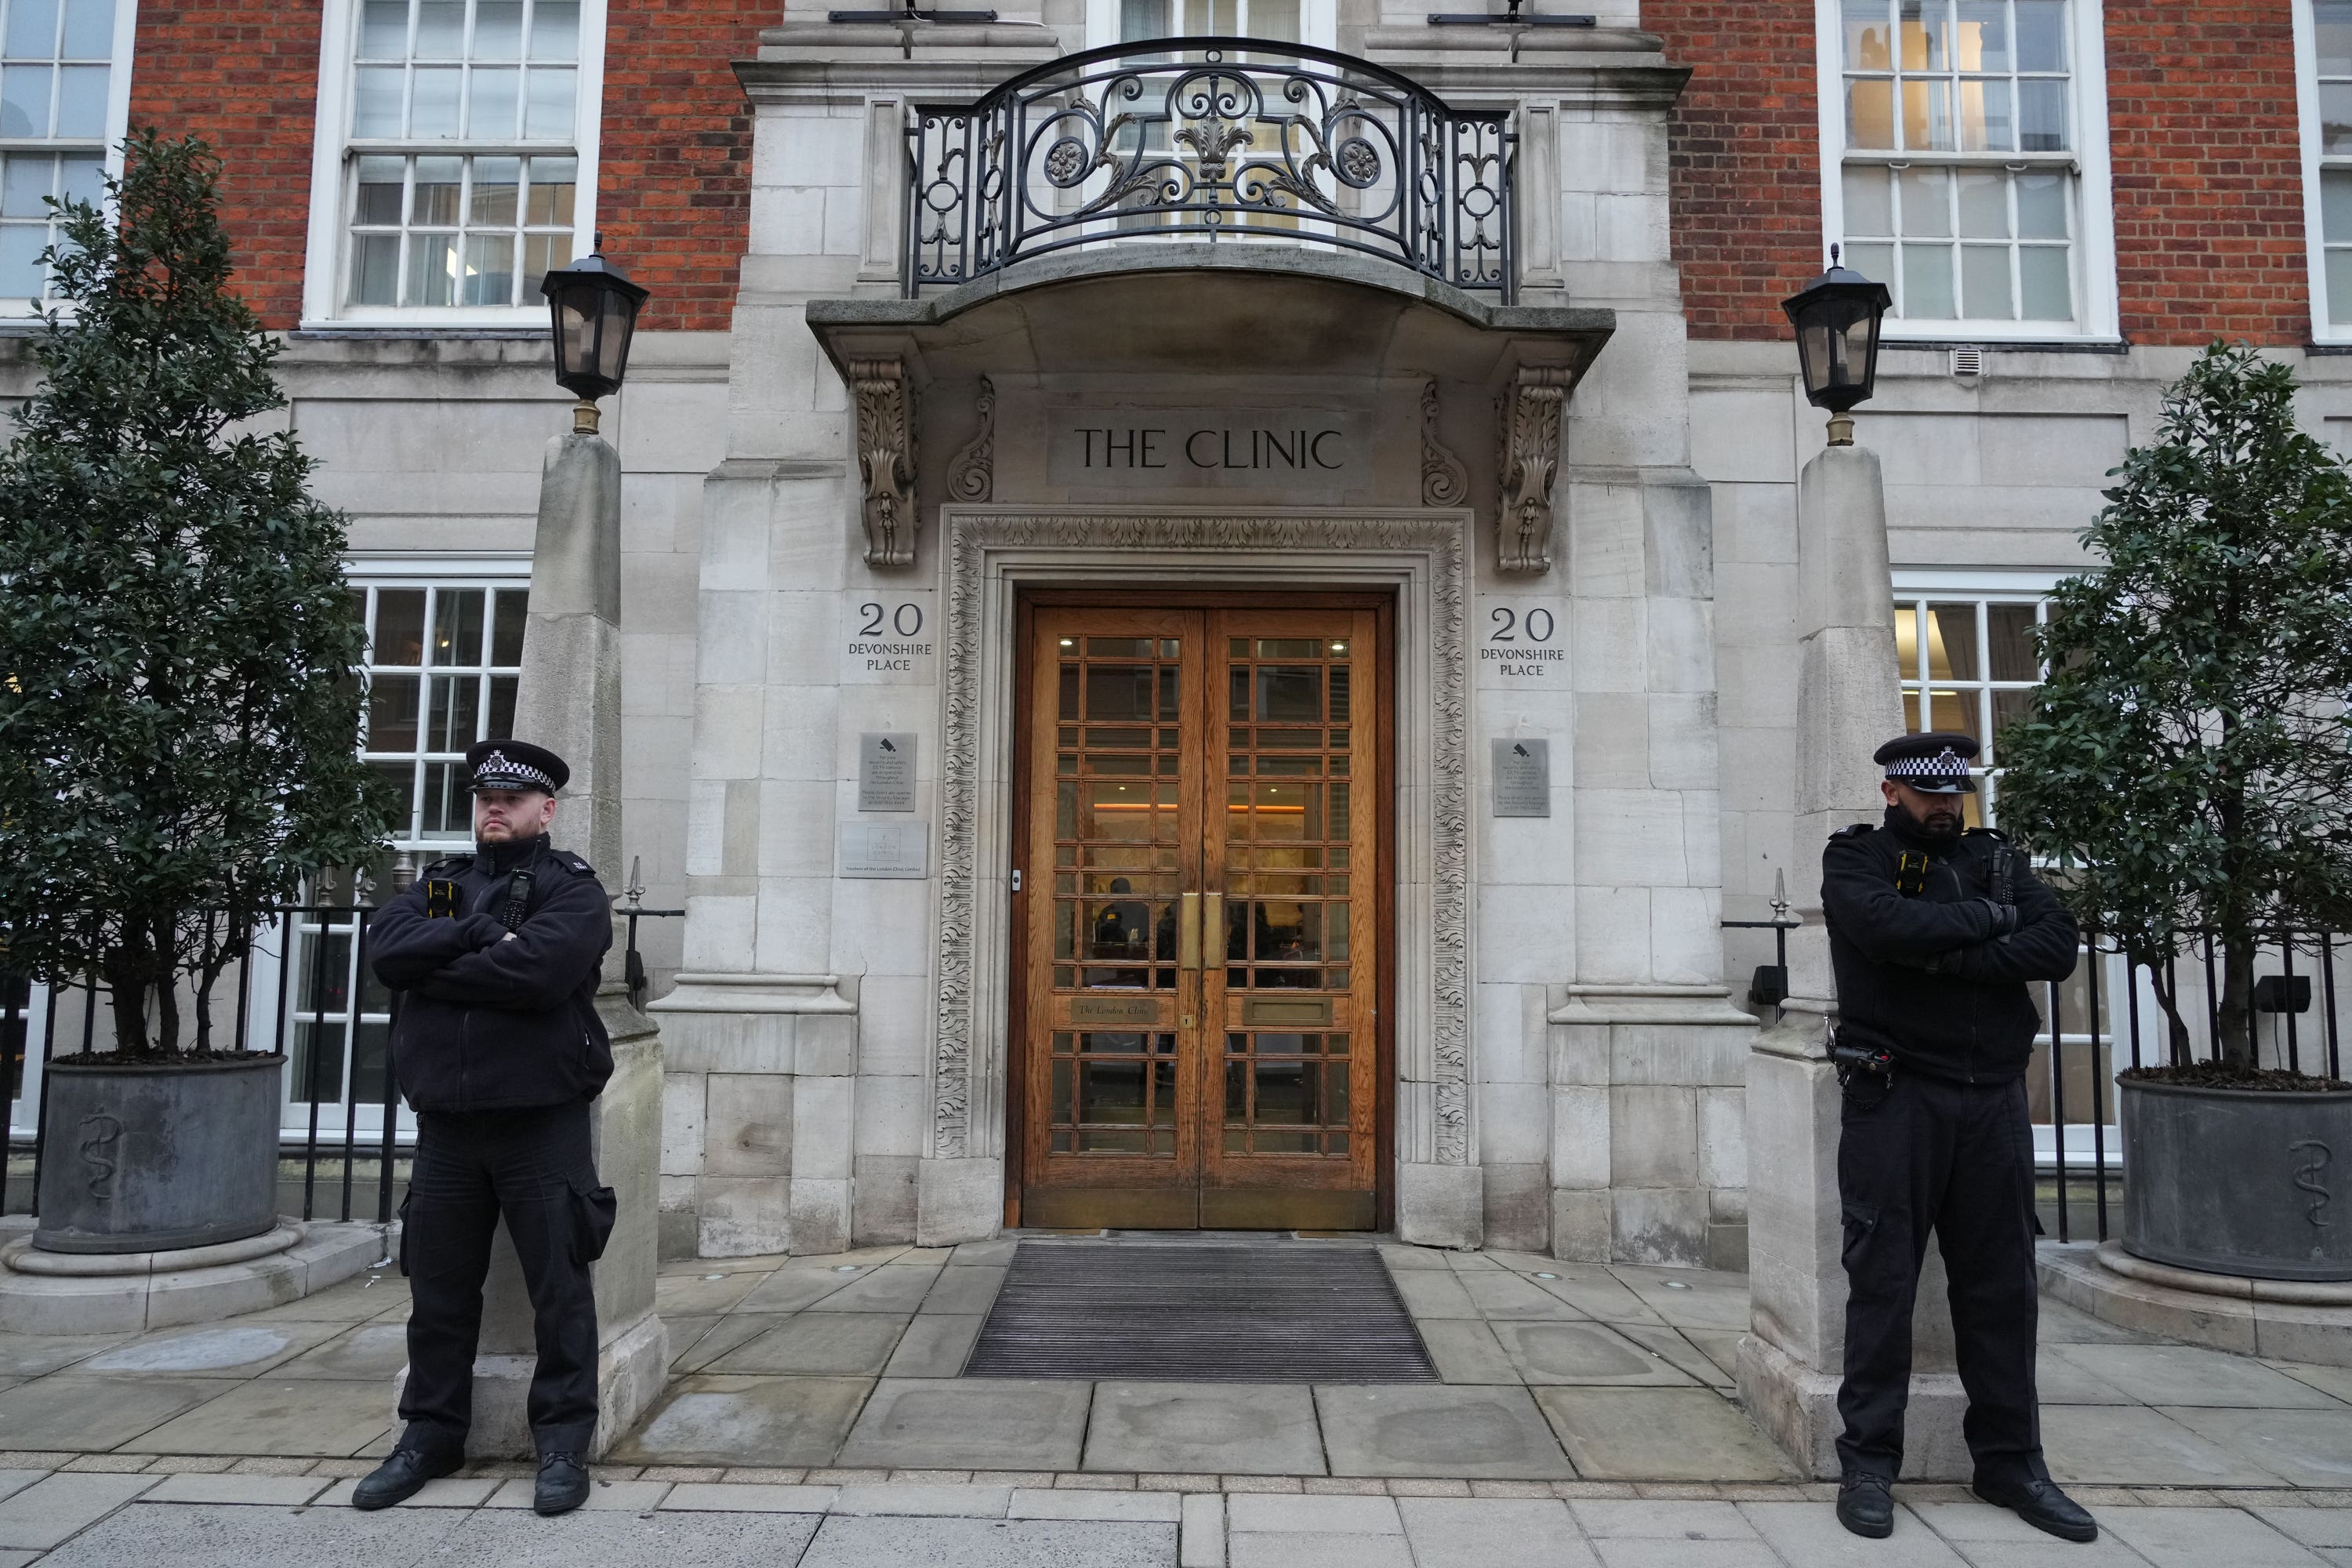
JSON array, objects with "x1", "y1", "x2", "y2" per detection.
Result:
[
  {"x1": 858, "y1": 602, "x2": 924, "y2": 638},
  {"x1": 1490, "y1": 608, "x2": 1555, "y2": 643}
]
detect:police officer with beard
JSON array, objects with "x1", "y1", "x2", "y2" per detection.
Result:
[
  {"x1": 354, "y1": 740, "x2": 615, "y2": 1517},
  {"x1": 1821, "y1": 731, "x2": 2096, "y2": 1545}
]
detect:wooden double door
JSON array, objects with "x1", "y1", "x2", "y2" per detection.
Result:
[{"x1": 1011, "y1": 597, "x2": 1389, "y2": 1230}]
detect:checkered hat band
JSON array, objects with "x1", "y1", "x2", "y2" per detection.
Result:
[
  {"x1": 474, "y1": 753, "x2": 554, "y2": 790},
  {"x1": 1886, "y1": 750, "x2": 1970, "y2": 782}
]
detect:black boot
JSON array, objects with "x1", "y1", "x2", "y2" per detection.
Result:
[
  {"x1": 535, "y1": 1452, "x2": 591, "y2": 1516},
  {"x1": 1835, "y1": 1473, "x2": 1895, "y2": 1539},
  {"x1": 1973, "y1": 1475, "x2": 2098, "y2": 1543},
  {"x1": 351, "y1": 1446, "x2": 463, "y2": 1510}
]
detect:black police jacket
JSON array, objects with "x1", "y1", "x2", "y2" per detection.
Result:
[
  {"x1": 1820, "y1": 805, "x2": 2080, "y2": 1083},
  {"x1": 368, "y1": 833, "x2": 615, "y2": 1112}
]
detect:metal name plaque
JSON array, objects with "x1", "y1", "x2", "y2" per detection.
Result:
[
  {"x1": 1491, "y1": 739, "x2": 1552, "y2": 818},
  {"x1": 839, "y1": 821, "x2": 928, "y2": 879},
  {"x1": 858, "y1": 732, "x2": 916, "y2": 812},
  {"x1": 1045, "y1": 408, "x2": 1369, "y2": 493},
  {"x1": 1070, "y1": 995, "x2": 1163, "y2": 1026}
]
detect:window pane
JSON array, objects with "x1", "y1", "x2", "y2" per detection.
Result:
[
  {"x1": 375, "y1": 590, "x2": 427, "y2": 662},
  {"x1": 412, "y1": 155, "x2": 461, "y2": 223},
  {"x1": 1900, "y1": 75, "x2": 1951, "y2": 151},
  {"x1": 4, "y1": 0, "x2": 57, "y2": 60},
  {"x1": 524, "y1": 156, "x2": 575, "y2": 223},
  {"x1": 466, "y1": 65, "x2": 517, "y2": 137},
  {"x1": 1987, "y1": 603, "x2": 2039, "y2": 681},
  {"x1": 1898, "y1": 164, "x2": 1951, "y2": 236},
  {"x1": 2019, "y1": 245, "x2": 2071, "y2": 320},
  {"x1": 1926, "y1": 603, "x2": 1980, "y2": 680},
  {"x1": 462, "y1": 232, "x2": 513, "y2": 304},
  {"x1": 2013, "y1": 0, "x2": 2065, "y2": 71},
  {"x1": 522, "y1": 65, "x2": 572, "y2": 137},
  {"x1": 1901, "y1": 241, "x2": 1955, "y2": 317},
  {"x1": 491, "y1": 589, "x2": 529, "y2": 663},
  {"x1": 52, "y1": 63, "x2": 102, "y2": 136},
  {"x1": 57, "y1": 152, "x2": 98, "y2": 205},
  {"x1": 367, "y1": 673, "x2": 420, "y2": 751},
  {"x1": 0, "y1": 223, "x2": 46, "y2": 298},
  {"x1": 1898, "y1": 0, "x2": 1947, "y2": 71},
  {"x1": 59, "y1": 0, "x2": 109, "y2": 56},
  {"x1": 410, "y1": 65, "x2": 460, "y2": 136},
  {"x1": 470, "y1": 155, "x2": 519, "y2": 223},
  {"x1": 1249, "y1": 0, "x2": 1299, "y2": 42},
  {"x1": 1843, "y1": 240, "x2": 1894, "y2": 289},
  {"x1": 349, "y1": 233, "x2": 400, "y2": 306},
  {"x1": 0, "y1": 154, "x2": 52, "y2": 217},
  {"x1": 1956, "y1": 168, "x2": 2005, "y2": 237},
  {"x1": 413, "y1": 0, "x2": 463, "y2": 55},
  {"x1": 2327, "y1": 85, "x2": 2352, "y2": 157},
  {"x1": 352, "y1": 65, "x2": 403, "y2": 136},
  {"x1": 358, "y1": 0, "x2": 408, "y2": 58},
  {"x1": 1, "y1": 64, "x2": 53, "y2": 136},
  {"x1": 1961, "y1": 243, "x2": 2012, "y2": 319},
  {"x1": 521, "y1": 230, "x2": 568, "y2": 295},
  {"x1": 488, "y1": 673, "x2": 517, "y2": 737},
  {"x1": 2017, "y1": 78, "x2": 2067, "y2": 151},
  {"x1": 433, "y1": 588, "x2": 485, "y2": 663},
  {"x1": 2016, "y1": 169, "x2": 2067, "y2": 238},
  {"x1": 474, "y1": 0, "x2": 521, "y2": 56},
  {"x1": 405, "y1": 229, "x2": 457, "y2": 304},
  {"x1": 528, "y1": 0, "x2": 579, "y2": 60},
  {"x1": 1843, "y1": 0, "x2": 1891, "y2": 68},
  {"x1": 1955, "y1": 0, "x2": 2006, "y2": 70},
  {"x1": 2321, "y1": 1, "x2": 2352, "y2": 76},
  {"x1": 353, "y1": 155, "x2": 404, "y2": 223},
  {"x1": 1957, "y1": 76, "x2": 2010, "y2": 151},
  {"x1": 1843, "y1": 165, "x2": 1893, "y2": 234},
  {"x1": 2325, "y1": 171, "x2": 2352, "y2": 245},
  {"x1": 1846, "y1": 78, "x2": 1894, "y2": 149}
]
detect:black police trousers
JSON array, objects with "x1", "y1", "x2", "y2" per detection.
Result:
[
  {"x1": 399, "y1": 1102, "x2": 604, "y2": 1459},
  {"x1": 1835, "y1": 1069, "x2": 2046, "y2": 1485}
]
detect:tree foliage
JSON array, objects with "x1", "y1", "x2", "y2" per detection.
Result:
[
  {"x1": 1996, "y1": 342, "x2": 2352, "y2": 1070},
  {"x1": 0, "y1": 132, "x2": 392, "y2": 1055}
]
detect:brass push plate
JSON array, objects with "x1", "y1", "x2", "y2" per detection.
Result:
[
  {"x1": 1071, "y1": 995, "x2": 1163, "y2": 1025},
  {"x1": 1243, "y1": 996, "x2": 1334, "y2": 1026}
]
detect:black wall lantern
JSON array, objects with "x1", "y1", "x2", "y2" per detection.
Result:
[
  {"x1": 1782, "y1": 245, "x2": 1891, "y2": 447},
  {"x1": 542, "y1": 248, "x2": 649, "y2": 434}
]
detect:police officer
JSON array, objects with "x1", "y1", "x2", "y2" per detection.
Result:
[
  {"x1": 1821, "y1": 731, "x2": 2096, "y2": 1544},
  {"x1": 354, "y1": 739, "x2": 616, "y2": 1517}
]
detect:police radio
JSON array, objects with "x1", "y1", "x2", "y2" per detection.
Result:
[
  {"x1": 501, "y1": 870, "x2": 535, "y2": 932},
  {"x1": 1893, "y1": 851, "x2": 1929, "y2": 897},
  {"x1": 423, "y1": 880, "x2": 460, "y2": 920}
]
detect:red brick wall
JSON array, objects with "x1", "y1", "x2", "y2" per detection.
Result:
[
  {"x1": 1650, "y1": 1, "x2": 2313, "y2": 343},
  {"x1": 125, "y1": 0, "x2": 761, "y2": 332},
  {"x1": 1646, "y1": 1, "x2": 1827, "y2": 339},
  {"x1": 2104, "y1": 3, "x2": 2306, "y2": 346},
  {"x1": 125, "y1": 0, "x2": 326, "y2": 328}
]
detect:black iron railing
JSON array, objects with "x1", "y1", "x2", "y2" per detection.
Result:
[
  {"x1": 906, "y1": 38, "x2": 1515, "y2": 299},
  {"x1": 0, "y1": 899, "x2": 681, "y2": 1225}
]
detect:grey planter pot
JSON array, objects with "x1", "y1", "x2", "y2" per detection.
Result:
[
  {"x1": 32, "y1": 1054, "x2": 285, "y2": 1255},
  {"x1": 2121, "y1": 1076, "x2": 2352, "y2": 1283}
]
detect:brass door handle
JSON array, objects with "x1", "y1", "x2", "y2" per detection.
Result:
[
  {"x1": 1178, "y1": 891, "x2": 1201, "y2": 971},
  {"x1": 1204, "y1": 891, "x2": 1224, "y2": 967}
]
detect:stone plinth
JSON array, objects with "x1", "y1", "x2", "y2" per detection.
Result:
[{"x1": 0, "y1": 1220, "x2": 381, "y2": 1335}]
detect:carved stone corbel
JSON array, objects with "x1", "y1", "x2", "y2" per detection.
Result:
[
  {"x1": 946, "y1": 376, "x2": 994, "y2": 503},
  {"x1": 1494, "y1": 365, "x2": 1571, "y2": 575},
  {"x1": 851, "y1": 356, "x2": 918, "y2": 568},
  {"x1": 1420, "y1": 378, "x2": 1468, "y2": 509}
]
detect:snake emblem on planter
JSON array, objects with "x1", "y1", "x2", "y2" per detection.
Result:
[
  {"x1": 79, "y1": 1112, "x2": 122, "y2": 1202},
  {"x1": 2290, "y1": 1139, "x2": 2334, "y2": 1228}
]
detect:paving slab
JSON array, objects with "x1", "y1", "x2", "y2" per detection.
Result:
[
  {"x1": 2097, "y1": 1504, "x2": 2331, "y2": 1568},
  {"x1": 310, "y1": 1475, "x2": 500, "y2": 1507},
  {"x1": 1534, "y1": 1388, "x2": 1797, "y2": 1483},
  {"x1": 0, "y1": 1473, "x2": 157, "y2": 1550},
  {"x1": 0, "y1": 1476, "x2": 42, "y2": 1508},
  {"x1": 1377, "y1": 1245, "x2": 1451, "y2": 1272},
  {"x1": 488, "y1": 1477, "x2": 673, "y2": 1509},
  {"x1": 922, "y1": 1266, "x2": 1008, "y2": 1316},
  {"x1": 2269, "y1": 1363, "x2": 2352, "y2": 1404},
  {"x1": 1460, "y1": 1272, "x2": 1590, "y2": 1320},
  {"x1": 1570, "y1": 1498, "x2": 1759, "y2": 1538},
  {"x1": 2256, "y1": 1507, "x2": 2352, "y2": 1548},
  {"x1": 2034, "y1": 1298, "x2": 2151, "y2": 1345},
  {"x1": 38, "y1": 1498, "x2": 466, "y2": 1566},
  {"x1": 840, "y1": 1377, "x2": 1091, "y2": 1471},
  {"x1": 139, "y1": 1473, "x2": 334, "y2": 1504},
  {"x1": 807, "y1": 1265, "x2": 943, "y2": 1314},
  {"x1": 661, "y1": 1316, "x2": 718, "y2": 1367},
  {"x1": 118, "y1": 1377, "x2": 391, "y2": 1456},
  {"x1": 2158, "y1": 1406, "x2": 2352, "y2": 1488},
  {"x1": 0, "y1": 1373, "x2": 227, "y2": 1450},
  {"x1": 652, "y1": 1271, "x2": 769, "y2": 1316},
  {"x1": 612, "y1": 1374, "x2": 874, "y2": 1468},
  {"x1": 949, "y1": 1241, "x2": 1018, "y2": 1267},
  {"x1": 2035, "y1": 1346, "x2": 2140, "y2": 1405},
  {"x1": 1387, "y1": 1269, "x2": 1480, "y2": 1319},
  {"x1": 261, "y1": 1322, "x2": 412, "y2": 1381},
  {"x1": 834, "y1": 1483, "x2": 1014, "y2": 1515},
  {"x1": 1396, "y1": 1497, "x2": 1599, "y2": 1567},
  {"x1": 884, "y1": 1315, "x2": 985, "y2": 1377},
  {"x1": 1418, "y1": 1319, "x2": 1521, "y2": 1385},
  {"x1": 1229, "y1": 1530, "x2": 1414, "y2": 1568},
  {"x1": 1606, "y1": 1269, "x2": 1749, "y2": 1334},
  {"x1": 430, "y1": 1504, "x2": 825, "y2": 1566},
  {"x1": 1522, "y1": 1269, "x2": 1653, "y2": 1326},
  {"x1": 797, "y1": 1513, "x2": 1176, "y2": 1567},
  {"x1": 243, "y1": 1275, "x2": 408, "y2": 1322},
  {"x1": 735, "y1": 1271, "x2": 861, "y2": 1315},
  {"x1": 1181, "y1": 1492, "x2": 1223, "y2": 1568},
  {"x1": 671, "y1": 1312, "x2": 787, "y2": 1374},
  {"x1": 1316, "y1": 1384, "x2": 1573, "y2": 1479},
  {"x1": 1740, "y1": 1498, "x2": 1970, "y2": 1565},
  {"x1": 1494, "y1": 1322, "x2": 1698, "y2": 1387},
  {"x1": 2054, "y1": 1345, "x2": 2345, "y2": 1410},
  {"x1": 704, "y1": 1312, "x2": 910, "y2": 1376},
  {"x1": 0, "y1": 1332, "x2": 133, "y2": 1378},
  {"x1": 1588, "y1": 1538, "x2": 1784, "y2": 1568},
  {"x1": 655, "y1": 1480, "x2": 829, "y2": 1511},
  {"x1": 2040, "y1": 1403, "x2": 2296, "y2": 1487},
  {"x1": 1616, "y1": 1324, "x2": 1734, "y2": 1390},
  {"x1": 1226, "y1": 1493, "x2": 1402, "y2": 1533},
  {"x1": 1011, "y1": 1486, "x2": 1182, "y2": 1521},
  {"x1": 1088, "y1": 1382, "x2": 1323, "y2": 1477}
]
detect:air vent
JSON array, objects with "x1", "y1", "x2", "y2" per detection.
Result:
[{"x1": 1950, "y1": 346, "x2": 1984, "y2": 378}]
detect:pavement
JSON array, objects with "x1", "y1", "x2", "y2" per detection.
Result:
[{"x1": 0, "y1": 1237, "x2": 2343, "y2": 1563}]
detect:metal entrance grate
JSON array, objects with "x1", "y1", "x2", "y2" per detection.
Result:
[{"x1": 964, "y1": 1240, "x2": 1439, "y2": 1383}]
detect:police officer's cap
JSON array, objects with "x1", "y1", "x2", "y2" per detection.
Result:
[
  {"x1": 1874, "y1": 731, "x2": 1977, "y2": 793},
  {"x1": 466, "y1": 739, "x2": 568, "y2": 796}
]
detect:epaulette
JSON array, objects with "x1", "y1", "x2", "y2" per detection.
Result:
[
  {"x1": 555, "y1": 852, "x2": 596, "y2": 877},
  {"x1": 1830, "y1": 822, "x2": 1874, "y2": 840},
  {"x1": 419, "y1": 854, "x2": 473, "y2": 877}
]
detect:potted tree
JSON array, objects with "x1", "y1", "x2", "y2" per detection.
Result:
[
  {"x1": 1998, "y1": 342, "x2": 2352, "y2": 1283},
  {"x1": 0, "y1": 133, "x2": 389, "y2": 1253}
]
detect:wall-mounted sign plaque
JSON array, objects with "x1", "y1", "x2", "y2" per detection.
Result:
[
  {"x1": 839, "y1": 821, "x2": 927, "y2": 879},
  {"x1": 841, "y1": 593, "x2": 938, "y2": 686},
  {"x1": 1491, "y1": 738, "x2": 1552, "y2": 818},
  {"x1": 1044, "y1": 408, "x2": 1369, "y2": 494},
  {"x1": 858, "y1": 732, "x2": 916, "y2": 811},
  {"x1": 1071, "y1": 996, "x2": 1164, "y2": 1025}
]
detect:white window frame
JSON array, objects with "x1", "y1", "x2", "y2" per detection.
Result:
[
  {"x1": 1085, "y1": 0, "x2": 1337, "y2": 53},
  {"x1": 0, "y1": 0, "x2": 136, "y2": 316},
  {"x1": 1815, "y1": 0, "x2": 2121, "y2": 343},
  {"x1": 2296, "y1": 1, "x2": 2350, "y2": 341},
  {"x1": 299, "y1": 0, "x2": 604, "y2": 329}
]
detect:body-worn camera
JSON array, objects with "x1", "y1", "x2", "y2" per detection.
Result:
[{"x1": 423, "y1": 880, "x2": 461, "y2": 920}]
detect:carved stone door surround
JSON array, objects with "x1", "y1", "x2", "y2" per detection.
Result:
[{"x1": 920, "y1": 506, "x2": 1483, "y2": 1248}]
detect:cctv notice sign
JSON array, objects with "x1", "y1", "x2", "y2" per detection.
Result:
[
  {"x1": 858, "y1": 733, "x2": 916, "y2": 812},
  {"x1": 1490, "y1": 738, "x2": 1552, "y2": 818}
]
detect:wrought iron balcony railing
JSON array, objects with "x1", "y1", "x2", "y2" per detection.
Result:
[{"x1": 905, "y1": 39, "x2": 1515, "y2": 300}]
